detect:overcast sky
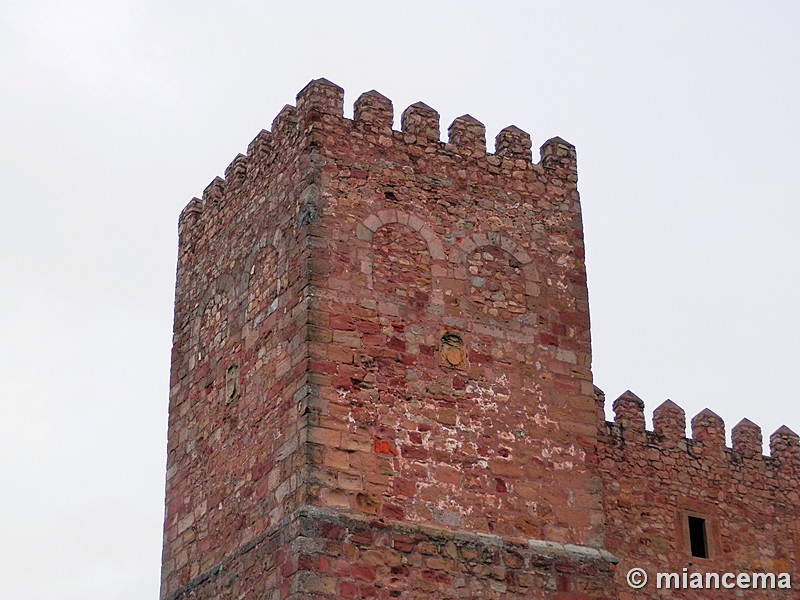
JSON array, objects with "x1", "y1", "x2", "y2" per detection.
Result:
[{"x1": 1, "y1": 2, "x2": 798, "y2": 598}]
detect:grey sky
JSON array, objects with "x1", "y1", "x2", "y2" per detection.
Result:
[{"x1": 1, "y1": 2, "x2": 798, "y2": 598}]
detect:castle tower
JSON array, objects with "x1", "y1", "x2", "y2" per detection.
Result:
[{"x1": 161, "y1": 79, "x2": 617, "y2": 599}]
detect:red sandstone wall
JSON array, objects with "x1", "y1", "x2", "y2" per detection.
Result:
[
  {"x1": 598, "y1": 388, "x2": 800, "y2": 599},
  {"x1": 298, "y1": 79, "x2": 605, "y2": 548},
  {"x1": 161, "y1": 106, "x2": 318, "y2": 596}
]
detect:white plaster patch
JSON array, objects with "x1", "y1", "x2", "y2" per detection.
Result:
[
  {"x1": 443, "y1": 438, "x2": 460, "y2": 452},
  {"x1": 540, "y1": 442, "x2": 586, "y2": 471},
  {"x1": 534, "y1": 411, "x2": 557, "y2": 428}
]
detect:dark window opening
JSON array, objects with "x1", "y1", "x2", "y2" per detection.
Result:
[{"x1": 688, "y1": 516, "x2": 708, "y2": 558}]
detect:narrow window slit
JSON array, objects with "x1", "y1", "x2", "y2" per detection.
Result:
[{"x1": 688, "y1": 516, "x2": 708, "y2": 558}]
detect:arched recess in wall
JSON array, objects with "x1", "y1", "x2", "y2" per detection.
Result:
[
  {"x1": 191, "y1": 274, "x2": 236, "y2": 368},
  {"x1": 456, "y1": 232, "x2": 539, "y2": 322},
  {"x1": 243, "y1": 230, "x2": 285, "y2": 329},
  {"x1": 356, "y1": 209, "x2": 446, "y2": 309}
]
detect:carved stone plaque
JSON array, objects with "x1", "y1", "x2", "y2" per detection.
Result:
[
  {"x1": 439, "y1": 332, "x2": 466, "y2": 370},
  {"x1": 225, "y1": 364, "x2": 240, "y2": 402}
]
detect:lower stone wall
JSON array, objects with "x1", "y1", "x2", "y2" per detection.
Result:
[
  {"x1": 162, "y1": 513, "x2": 301, "y2": 600},
  {"x1": 292, "y1": 507, "x2": 618, "y2": 599},
  {"x1": 163, "y1": 506, "x2": 619, "y2": 599}
]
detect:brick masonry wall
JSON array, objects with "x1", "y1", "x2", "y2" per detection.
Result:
[{"x1": 597, "y1": 388, "x2": 800, "y2": 599}]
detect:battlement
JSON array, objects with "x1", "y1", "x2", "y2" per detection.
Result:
[
  {"x1": 177, "y1": 78, "x2": 577, "y2": 248},
  {"x1": 597, "y1": 387, "x2": 800, "y2": 469},
  {"x1": 598, "y1": 388, "x2": 798, "y2": 593}
]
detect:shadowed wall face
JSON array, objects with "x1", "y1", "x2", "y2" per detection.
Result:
[{"x1": 162, "y1": 110, "x2": 316, "y2": 596}]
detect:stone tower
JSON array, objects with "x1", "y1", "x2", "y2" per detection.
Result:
[{"x1": 161, "y1": 78, "x2": 617, "y2": 599}]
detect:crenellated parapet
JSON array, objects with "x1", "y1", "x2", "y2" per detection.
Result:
[
  {"x1": 611, "y1": 390, "x2": 647, "y2": 443},
  {"x1": 353, "y1": 90, "x2": 393, "y2": 131},
  {"x1": 652, "y1": 398, "x2": 686, "y2": 441},
  {"x1": 176, "y1": 78, "x2": 579, "y2": 252},
  {"x1": 598, "y1": 388, "x2": 799, "y2": 472},
  {"x1": 401, "y1": 102, "x2": 440, "y2": 144},
  {"x1": 732, "y1": 417, "x2": 762, "y2": 458},
  {"x1": 295, "y1": 77, "x2": 344, "y2": 120},
  {"x1": 599, "y1": 389, "x2": 798, "y2": 594},
  {"x1": 495, "y1": 125, "x2": 533, "y2": 162},
  {"x1": 447, "y1": 115, "x2": 486, "y2": 157},
  {"x1": 771, "y1": 425, "x2": 800, "y2": 467}
]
